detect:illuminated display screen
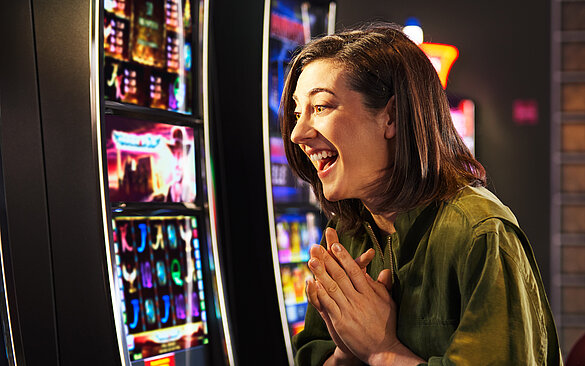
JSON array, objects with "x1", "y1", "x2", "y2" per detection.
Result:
[
  {"x1": 281, "y1": 262, "x2": 311, "y2": 335},
  {"x1": 276, "y1": 212, "x2": 321, "y2": 335},
  {"x1": 113, "y1": 215, "x2": 208, "y2": 361},
  {"x1": 268, "y1": 0, "x2": 305, "y2": 130},
  {"x1": 104, "y1": 0, "x2": 194, "y2": 114},
  {"x1": 105, "y1": 115, "x2": 197, "y2": 204},
  {"x1": 270, "y1": 137, "x2": 314, "y2": 204},
  {"x1": 267, "y1": 0, "x2": 331, "y2": 341},
  {"x1": 276, "y1": 213, "x2": 320, "y2": 264}
]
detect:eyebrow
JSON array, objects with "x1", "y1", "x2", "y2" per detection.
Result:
[{"x1": 292, "y1": 87, "x2": 336, "y2": 101}]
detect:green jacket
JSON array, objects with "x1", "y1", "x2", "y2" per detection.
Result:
[{"x1": 292, "y1": 186, "x2": 562, "y2": 365}]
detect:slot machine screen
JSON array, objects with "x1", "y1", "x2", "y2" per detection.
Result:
[
  {"x1": 105, "y1": 115, "x2": 197, "y2": 204},
  {"x1": 104, "y1": 0, "x2": 194, "y2": 114},
  {"x1": 112, "y1": 215, "x2": 208, "y2": 362}
]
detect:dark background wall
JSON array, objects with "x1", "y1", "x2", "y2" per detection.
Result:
[{"x1": 336, "y1": 0, "x2": 552, "y2": 290}]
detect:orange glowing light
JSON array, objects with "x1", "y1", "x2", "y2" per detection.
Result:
[{"x1": 419, "y1": 42, "x2": 459, "y2": 89}]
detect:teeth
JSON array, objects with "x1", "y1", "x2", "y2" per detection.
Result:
[{"x1": 309, "y1": 151, "x2": 337, "y2": 161}]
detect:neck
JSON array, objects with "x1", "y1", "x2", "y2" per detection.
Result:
[{"x1": 362, "y1": 202, "x2": 397, "y2": 235}]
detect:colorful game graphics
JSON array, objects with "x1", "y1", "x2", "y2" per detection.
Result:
[
  {"x1": 276, "y1": 213, "x2": 321, "y2": 264},
  {"x1": 105, "y1": 0, "x2": 132, "y2": 18},
  {"x1": 270, "y1": 137, "x2": 316, "y2": 204},
  {"x1": 113, "y1": 216, "x2": 208, "y2": 361},
  {"x1": 268, "y1": 1, "x2": 305, "y2": 128},
  {"x1": 105, "y1": 12, "x2": 130, "y2": 61},
  {"x1": 276, "y1": 211, "x2": 322, "y2": 336},
  {"x1": 280, "y1": 263, "x2": 311, "y2": 335},
  {"x1": 105, "y1": 115, "x2": 197, "y2": 203},
  {"x1": 104, "y1": 0, "x2": 193, "y2": 114}
]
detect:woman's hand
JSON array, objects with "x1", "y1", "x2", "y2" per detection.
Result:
[
  {"x1": 307, "y1": 227, "x2": 402, "y2": 364},
  {"x1": 306, "y1": 231, "x2": 375, "y2": 364}
]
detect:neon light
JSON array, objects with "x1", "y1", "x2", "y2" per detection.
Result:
[
  {"x1": 137, "y1": 223, "x2": 148, "y2": 252},
  {"x1": 191, "y1": 292, "x2": 200, "y2": 317},
  {"x1": 141, "y1": 261, "x2": 153, "y2": 288},
  {"x1": 175, "y1": 294, "x2": 186, "y2": 320},
  {"x1": 145, "y1": 298, "x2": 156, "y2": 324},
  {"x1": 129, "y1": 299, "x2": 140, "y2": 329},
  {"x1": 122, "y1": 265, "x2": 138, "y2": 293},
  {"x1": 152, "y1": 224, "x2": 164, "y2": 250},
  {"x1": 403, "y1": 25, "x2": 423, "y2": 45},
  {"x1": 184, "y1": 43, "x2": 192, "y2": 71},
  {"x1": 419, "y1": 42, "x2": 459, "y2": 89},
  {"x1": 151, "y1": 328, "x2": 181, "y2": 343},
  {"x1": 145, "y1": 354, "x2": 176, "y2": 366},
  {"x1": 113, "y1": 130, "x2": 162, "y2": 152},
  {"x1": 179, "y1": 220, "x2": 192, "y2": 250},
  {"x1": 161, "y1": 295, "x2": 170, "y2": 323},
  {"x1": 171, "y1": 259, "x2": 183, "y2": 286},
  {"x1": 167, "y1": 223, "x2": 177, "y2": 249},
  {"x1": 120, "y1": 224, "x2": 133, "y2": 252},
  {"x1": 156, "y1": 261, "x2": 167, "y2": 285}
]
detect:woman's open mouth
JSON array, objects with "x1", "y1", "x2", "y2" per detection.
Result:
[{"x1": 309, "y1": 150, "x2": 338, "y2": 172}]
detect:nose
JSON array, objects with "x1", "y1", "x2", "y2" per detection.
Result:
[{"x1": 290, "y1": 114, "x2": 317, "y2": 144}]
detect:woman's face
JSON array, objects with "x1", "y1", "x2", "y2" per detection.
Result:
[{"x1": 291, "y1": 59, "x2": 395, "y2": 203}]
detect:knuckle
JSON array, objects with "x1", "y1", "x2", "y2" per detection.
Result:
[
  {"x1": 346, "y1": 266, "x2": 362, "y2": 278},
  {"x1": 326, "y1": 282, "x2": 339, "y2": 294},
  {"x1": 332, "y1": 270, "x2": 346, "y2": 282}
]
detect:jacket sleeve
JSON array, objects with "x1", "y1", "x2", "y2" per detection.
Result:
[{"x1": 423, "y1": 219, "x2": 562, "y2": 366}]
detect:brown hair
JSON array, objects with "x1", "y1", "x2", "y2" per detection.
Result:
[{"x1": 280, "y1": 23, "x2": 486, "y2": 231}]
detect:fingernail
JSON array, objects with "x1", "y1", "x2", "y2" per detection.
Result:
[
  {"x1": 332, "y1": 243, "x2": 342, "y2": 252},
  {"x1": 309, "y1": 258, "x2": 319, "y2": 268},
  {"x1": 311, "y1": 244, "x2": 324, "y2": 253}
]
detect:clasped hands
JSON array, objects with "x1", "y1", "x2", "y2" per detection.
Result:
[{"x1": 305, "y1": 227, "x2": 400, "y2": 365}]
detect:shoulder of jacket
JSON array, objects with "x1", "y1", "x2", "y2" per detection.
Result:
[{"x1": 442, "y1": 186, "x2": 519, "y2": 230}]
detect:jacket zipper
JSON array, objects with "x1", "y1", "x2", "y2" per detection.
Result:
[
  {"x1": 387, "y1": 235, "x2": 394, "y2": 284},
  {"x1": 364, "y1": 222, "x2": 394, "y2": 282}
]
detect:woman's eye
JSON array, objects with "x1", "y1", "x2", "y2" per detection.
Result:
[
  {"x1": 314, "y1": 105, "x2": 326, "y2": 113},
  {"x1": 294, "y1": 112, "x2": 301, "y2": 120}
]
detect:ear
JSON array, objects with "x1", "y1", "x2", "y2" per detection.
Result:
[{"x1": 383, "y1": 95, "x2": 396, "y2": 140}]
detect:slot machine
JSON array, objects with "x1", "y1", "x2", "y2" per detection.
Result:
[
  {"x1": 262, "y1": 0, "x2": 336, "y2": 361},
  {"x1": 0, "y1": 0, "x2": 235, "y2": 365},
  {"x1": 203, "y1": 0, "x2": 335, "y2": 364}
]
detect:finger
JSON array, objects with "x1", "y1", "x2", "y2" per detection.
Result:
[
  {"x1": 309, "y1": 243, "x2": 327, "y2": 260},
  {"x1": 325, "y1": 227, "x2": 339, "y2": 252},
  {"x1": 355, "y1": 248, "x2": 375, "y2": 271},
  {"x1": 305, "y1": 278, "x2": 322, "y2": 311},
  {"x1": 371, "y1": 269, "x2": 393, "y2": 298},
  {"x1": 377, "y1": 269, "x2": 393, "y2": 291},
  {"x1": 308, "y1": 255, "x2": 351, "y2": 308},
  {"x1": 315, "y1": 280, "x2": 341, "y2": 320},
  {"x1": 329, "y1": 242, "x2": 372, "y2": 295}
]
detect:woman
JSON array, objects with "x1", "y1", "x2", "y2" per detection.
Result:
[{"x1": 281, "y1": 23, "x2": 562, "y2": 365}]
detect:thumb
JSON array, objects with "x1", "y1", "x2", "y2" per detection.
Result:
[{"x1": 377, "y1": 269, "x2": 393, "y2": 291}]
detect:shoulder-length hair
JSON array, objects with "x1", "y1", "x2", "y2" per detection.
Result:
[{"x1": 280, "y1": 23, "x2": 486, "y2": 232}]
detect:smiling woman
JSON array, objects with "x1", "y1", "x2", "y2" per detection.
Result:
[
  {"x1": 281, "y1": 24, "x2": 485, "y2": 234},
  {"x1": 280, "y1": 23, "x2": 563, "y2": 366},
  {"x1": 290, "y1": 59, "x2": 394, "y2": 205}
]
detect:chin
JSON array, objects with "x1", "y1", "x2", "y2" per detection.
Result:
[{"x1": 322, "y1": 189, "x2": 345, "y2": 202}]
